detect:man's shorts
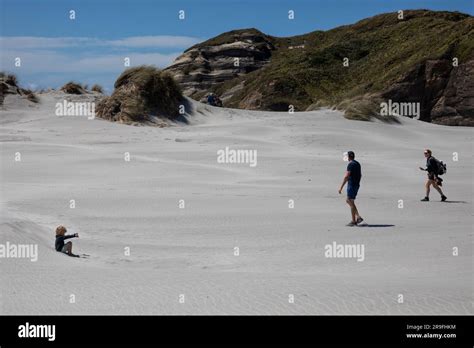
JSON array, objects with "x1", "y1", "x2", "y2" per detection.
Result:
[{"x1": 347, "y1": 184, "x2": 360, "y2": 200}]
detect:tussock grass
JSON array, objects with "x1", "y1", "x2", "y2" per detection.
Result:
[
  {"x1": 91, "y1": 84, "x2": 104, "y2": 93},
  {"x1": 96, "y1": 65, "x2": 183, "y2": 124},
  {"x1": 22, "y1": 89, "x2": 39, "y2": 103},
  {"x1": 337, "y1": 95, "x2": 400, "y2": 123},
  {"x1": 61, "y1": 82, "x2": 86, "y2": 94},
  {"x1": 0, "y1": 72, "x2": 39, "y2": 104},
  {"x1": 0, "y1": 72, "x2": 18, "y2": 87}
]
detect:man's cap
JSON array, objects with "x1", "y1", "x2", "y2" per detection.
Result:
[{"x1": 347, "y1": 151, "x2": 355, "y2": 158}]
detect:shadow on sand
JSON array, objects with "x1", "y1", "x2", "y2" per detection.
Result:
[
  {"x1": 358, "y1": 224, "x2": 395, "y2": 228},
  {"x1": 441, "y1": 201, "x2": 468, "y2": 204}
]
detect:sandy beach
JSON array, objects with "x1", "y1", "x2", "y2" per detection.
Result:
[{"x1": 0, "y1": 92, "x2": 472, "y2": 314}]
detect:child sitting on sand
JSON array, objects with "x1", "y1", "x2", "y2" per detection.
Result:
[{"x1": 55, "y1": 225, "x2": 79, "y2": 257}]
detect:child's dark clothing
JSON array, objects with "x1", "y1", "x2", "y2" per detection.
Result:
[{"x1": 55, "y1": 234, "x2": 75, "y2": 252}]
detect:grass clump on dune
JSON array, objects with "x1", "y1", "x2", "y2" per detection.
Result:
[
  {"x1": 0, "y1": 72, "x2": 39, "y2": 104},
  {"x1": 61, "y1": 81, "x2": 87, "y2": 94},
  {"x1": 337, "y1": 94, "x2": 400, "y2": 123},
  {"x1": 96, "y1": 65, "x2": 183, "y2": 124},
  {"x1": 0, "y1": 72, "x2": 18, "y2": 86},
  {"x1": 22, "y1": 89, "x2": 39, "y2": 103},
  {"x1": 91, "y1": 84, "x2": 104, "y2": 93}
]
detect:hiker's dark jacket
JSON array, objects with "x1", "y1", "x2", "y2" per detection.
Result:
[
  {"x1": 55, "y1": 234, "x2": 76, "y2": 251},
  {"x1": 426, "y1": 156, "x2": 438, "y2": 174}
]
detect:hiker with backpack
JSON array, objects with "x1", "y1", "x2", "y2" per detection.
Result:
[
  {"x1": 419, "y1": 149, "x2": 447, "y2": 202},
  {"x1": 214, "y1": 95, "x2": 223, "y2": 107},
  {"x1": 206, "y1": 92, "x2": 223, "y2": 107},
  {"x1": 207, "y1": 92, "x2": 217, "y2": 106}
]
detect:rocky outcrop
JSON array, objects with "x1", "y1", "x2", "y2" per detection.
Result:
[
  {"x1": 381, "y1": 58, "x2": 474, "y2": 126},
  {"x1": 431, "y1": 59, "x2": 474, "y2": 126},
  {"x1": 164, "y1": 29, "x2": 275, "y2": 99}
]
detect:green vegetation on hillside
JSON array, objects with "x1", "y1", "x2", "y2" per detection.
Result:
[{"x1": 205, "y1": 10, "x2": 473, "y2": 118}]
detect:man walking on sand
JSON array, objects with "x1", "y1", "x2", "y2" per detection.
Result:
[
  {"x1": 338, "y1": 151, "x2": 363, "y2": 226},
  {"x1": 419, "y1": 149, "x2": 447, "y2": 202}
]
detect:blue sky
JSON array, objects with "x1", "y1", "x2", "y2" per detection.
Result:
[{"x1": 1, "y1": 0, "x2": 472, "y2": 92}]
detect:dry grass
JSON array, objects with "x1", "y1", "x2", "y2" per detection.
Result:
[
  {"x1": 0, "y1": 72, "x2": 18, "y2": 87},
  {"x1": 22, "y1": 89, "x2": 39, "y2": 103},
  {"x1": 91, "y1": 84, "x2": 104, "y2": 93},
  {"x1": 337, "y1": 94, "x2": 400, "y2": 123},
  {"x1": 61, "y1": 82, "x2": 86, "y2": 94},
  {"x1": 0, "y1": 72, "x2": 39, "y2": 104},
  {"x1": 96, "y1": 66, "x2": 183, "y2": 124}
]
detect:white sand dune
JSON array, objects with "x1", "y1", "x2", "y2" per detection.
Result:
[{"x1": 0, "y1": 92, "x2": 472, "y2": 314}]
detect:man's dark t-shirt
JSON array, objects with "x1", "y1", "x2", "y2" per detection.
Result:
[{"x1": 347, "y1": 160, "x2": 361, "y2": 186}]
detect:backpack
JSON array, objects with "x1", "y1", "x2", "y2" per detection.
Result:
[{"x1": 434, "y1": 158, "x2": 447, "y2": 175}]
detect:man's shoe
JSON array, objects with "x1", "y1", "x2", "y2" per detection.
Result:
[
  {"x1": 420, "y1": 197, "x2": 429, "y2": 201},
  {"x1": 356, "y1": 217, "x2": 364, "y2": 225},
  {"x1": 346, "y1": 221, "x2": 357, "y2": 226},
  {"x1": 441, "y1": 195, "x2": 447, "y2": 202}
]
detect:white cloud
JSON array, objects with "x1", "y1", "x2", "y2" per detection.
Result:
[
  {"x1": 0, "y1": 37, "x2": 89, "y2": 49},
  {"x1": 1, "y1": 50, "x2": 180, "y2": 73},
  {"x1": 0, "y1": 35, "x2": 201, "y2": 49},
  {"x1": 106, "y1": 36, "x2": 201, "y2": 48},
  {"x1": 77, "y1": 52, "x2": 181, "y2": 70},
  {"x1": 0, "y1": 35, "x2": 199, "y2": 89}
]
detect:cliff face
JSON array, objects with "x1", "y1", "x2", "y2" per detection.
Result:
[
  {"x1": 164, "y1": 29, "x2": 275, "y2": 100},
  {"x1": 382, "y1": 58, "x2": 474, "y2": 126},
  {"x1": 165, "y1": 11, "x2": 474, "y2": 125},
  {"x1": 431, "y1": 59, "x2": 474, "y2": 126}
]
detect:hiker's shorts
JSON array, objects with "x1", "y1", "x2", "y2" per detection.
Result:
[{"x1": 347, "y1": 184, "x2": 360, "y2": 200}]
